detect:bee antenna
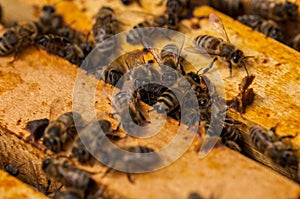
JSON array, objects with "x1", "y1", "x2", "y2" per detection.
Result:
[
  {"x1": 196, "y1": 67, "x2": 203, "y2": 74},
  {"x1": 241, "y1": 60, "x2": 249, "y2": 76},
  {"x1": 244, "y1": 56, "x2": 254, "y2": 59}
]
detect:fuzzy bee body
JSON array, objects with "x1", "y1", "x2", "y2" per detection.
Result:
[
  {"x1": 92, "y1": 6, "x2": 118, "y2": 57},
  {"x1": 248, "y1": 0, "x2": 299, "y2": 21},
  {"x1": 37, "y1": 34, "x2": 85, "y2": 66},
  {"x1": 39, "y1": 5, "x2": 64, "y2": 34},
  {"x1": 208, "y1": 0, "x2": 243, "y2": 17},
  {"x1": 0, "y1": 21, "x2": 42, "y2": 56},
  {"x1": 42, "y1": 158, "x2": 101, "y2": 198},
  {"x1": 43, "y1": 112, "x2": 83, "y2": 153},
  {"x1": 237, "y1": 15, "x2": 283, "y2": 41},
  {"x1": 250, "y1": 125, "x2": 299, "y2": 168}
]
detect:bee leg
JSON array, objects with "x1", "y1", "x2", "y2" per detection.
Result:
[
  {"x1": 228, "y1": 61, "x2": 233, "y2": 77},
  {"x1": 101, "y1": 167, "x2": 112, "y2": 179},
  {"x1": 8, "y1": 51, "x2": 18, "y2": 64},
  {"x1": 224, "y1": 140, "x2": 242, "y2": 152},
  {"x1": 278, "y1": 133, "x2": 298, "y2": 141},
  {"x1": 126, "y1": 173, "x2": 135, "y2": 184},
  {"x1": 203, "y1": 57, "x2": 218, "y2": 74}
]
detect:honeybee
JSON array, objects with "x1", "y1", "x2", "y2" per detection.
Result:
[
  {"x1": 57, "y1": 26, "x2": 95, "y2": 55},
  {"x1": 291, "y1": 33, "x2": 300, "y2": 51},
  {"x1": 237, "y1": 15, "x2": 284, "y2": 41},
  {"x1": 0, "y1": 21, "x2": 42, "y2": 57},
  {"x1": 220, "y1": 118, "x2": 243, "y2": 152},
  {"x1": 126, "y1": 12, "x2": 182, "y2": 45},
  {"x1": 187, "y1": 14, "x2": 251, "y2": 76},
  {"x1": 4, "y1": 163, "x2": 25, "y2": 177},
  {"x1": 25, "y1": 118, "x2": 49, "y2": 146},
  {"x1": 95, "y1": 49, "x2": 150, "y2": 88},
  {"x1": 248, "y1": 0, "x2": 299, "y2": 22},
  {"x1": 227, "y1": 75, "x2": 255, "y2": 113},
  {"x1": 128, "y1": 60, "x2": 166, "y2": 105},
  {"x1": 208, "y1": 0, "x2": 244, "y2": 17},
  {"x1": 100, "y1": 145, "x2": 160, "y2": 183},
  {"x1": 72, "y1": 119, "x2": 124, "y2": 165},
  {"x1": 37, "y1": 34, "x2": 85, "y2": 66},
  {"x1": 166, "y1": 0, "x2": 190, "y2": 18},
  {"x1": 43, "y1": 112, "x2": 84, "y2": 153},
  {"x1": 147, "y1": 41, "x2": 186, "y2": 86},
  {"x1": 42, "y1": 158, "x2": 103, "y2": 198},
  {"x1": 39, "y1": 5, "x2": 64, "y2": 34},
  {"x1": 250, "y1": 125, "x2": 299, "y2": 169},
  {"x1": 92, "y1": 6, "x2": 119, "y2": 61},
  {"x1": 112, "y1": 89, "x2": 148, "y2": 134}
]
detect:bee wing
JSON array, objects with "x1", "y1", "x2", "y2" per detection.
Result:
[
  {"x1": 49, "y1": 98, "x2": 68, "y2": 120},
  {"x1": 209, "y1": 13, "x2": 230, "y2": 43}
]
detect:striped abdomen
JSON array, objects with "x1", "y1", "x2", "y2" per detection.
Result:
[
  {"x1": 249, "y1": 125, "x2": 273, "y2": 152},
  {"x1": 193, "y1": 35, "x2": 223, "y2": 55}
]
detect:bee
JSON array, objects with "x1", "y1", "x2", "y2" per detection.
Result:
[
  {"x1": 237, "y1": 15, "x2": 284, "y2": 41},
  {"x1": 100, "y1": 145, "x2": 160, "y2": 183},
  {"x1": 220, "y1": 118, "x2": 243, "y2": 152},
  {"x1": 0, "y1": 21, "x2": 42, "y2": 57},
  {"x1": 25, "y1": 118, "x2": 50, "y2": 146},
  {"x1": 37, "y1": 34, "x2": 85, "y2": 66},
  {"x1": 57, "y1": 26, "x2": 95, "y2": 55},
  {"x1": 112, "y1": 89, "x2": 148, "y2": 134},
  {"x1": 128, "y1": 61, "x2": 167, "y2": 105},
  {"x1": 39, "y1": 5, "x2": 64, "y2": 34},
  {"x1": 92, "y1": 6, "x2": 119, "y2": 59},
  {"x1": 250, "y1": 125, "x2": 299, "y2": 169},
  {"x1": 3, "y1": 163, "x2": 25, "y2": 177},
  {"x1": 43, "y1": 112, "x2": 84, "y2": 153},
  {"x1": 166, "y1": 0, "x2": 190, "y2": 18},
  {"x1": 42, "y1": 158, "x2": 103, "y2": 198},
  {"x1": 93, "y1": 50, "x2": 147, "y2": 87},
  {"x1": 187, "y1": 14, "x2": 251, "y2": 76},
  {"x1": 147, "y1": 42, "x2": 186, "y2": 86},
  {"x1": 227, "y1": 75, "x2": 255, "y2": 114},
  {"x1": 126, "y1": 13, "x2": 180, "y2": 45},
  {"x1": 291, "y1": 33, "x2": 300, "y2": 51},
  {"x1": 248, "y1": 0, "x2": 299, "y2": 22},
  {"x1": 208, "y1": 0, "x2": 244, "y2": 17},
  {"x1": 72, "y1": 119, "x2": 124, "y2": 165}
]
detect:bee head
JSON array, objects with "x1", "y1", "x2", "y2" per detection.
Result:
[
  {"x1": 43, "y1": 137, "x2": 60, "y2": 153},
  {"x1": 187, "y1": 72, "x2": 200, "y2": 84},
  {"x1": 42, "y1": 5, "x2": 56, "y2": 14},
  {"x1": 285, "y1": 2, "x2": 298, "y2": 17},
  {"x1": 280, "y1": 150, "x2": 298, "y2": 167},
  {"x1": 98, "y1": 119, "x2": 112, "y2": 133},
  {"x1": 168, "y1": 14, "x2": 178, "y2": 29},
  {"x1": 232, "y1": 50, "x2": 244, "y2": 64},
  {"x1": 41, "y1": 158, "x2": 52, "y2": 171}
]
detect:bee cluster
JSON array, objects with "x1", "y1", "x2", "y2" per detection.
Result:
[
  {"x1": 0, "y1": 0, "x2": 300, "y2": 198},
  {"x1": 207, "y1": 0, "x2": 300, "y2": 52}
]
